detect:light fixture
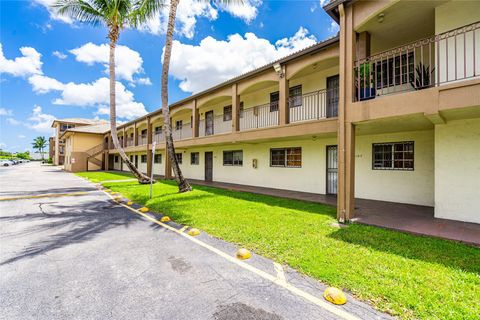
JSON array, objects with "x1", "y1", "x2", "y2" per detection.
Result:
[
  {"x1": 273, "y1": 62, "x2": 285, "y2": 78},
  {"x1": 377, "y1": 13, "x2": 385, "y2": 23}
]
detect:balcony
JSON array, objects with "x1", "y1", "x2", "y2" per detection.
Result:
[
  {"x1": 289, "y1": 89, "x2": 338, "y2": 123},
  {"x1": 173, "y1": 124, "x2": 192, "y2": 140},
  {"x1": 354, "y1": 22, "x2": 480, "y2": 101},
  {"x1": 137, "y1": 134, "x2": 148, "y2": 146},
  {"x1": 199, "y1": 115, "x2": 232, "y2": 137},
  {"x1": 154, "y1": 132, "x2": 165, "y2": 143},
  {"x1": 240, "y1": 103, "x2": 279, "y2": 131},
  {"x1": 126, "y1": 137, "x2": 134, "y2": 147}
]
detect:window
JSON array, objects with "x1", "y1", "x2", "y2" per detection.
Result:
[
  {"x1": 191, "y1": 152, "x2": 199, "y2": 165},
  {"x1": 289, "y1": 85, "x2": 302, "y2": 108},
  {"x1": 141, "y1": 155, "x2": 147, "y2": 163},
  {"x1": 270, "y1": 147, "x2": 302, "y2": 168},
  {"x1": 154, "y1": 154, "x2": 162, "y2": 164},
  {"x1": 141, "y1": 129, "x2": 147, "y2": 136},
  {"x1": 175, "y1": 153, "x2": 183, "y2": 164},
  {"x1": 223, "y1": 150, "x2": 243, "y2": 166},
  {"x1": 223, "y1": 105, "x2": 232, "y2": 121},
  {"x1": 270, "y1": 92, "x2": 279, "y2": 112},
  {"x1": 154, "y1": 126, "x2": 162, "y2": 134},
  {"x1": 175, "y1": 120, "x2": 183, "y2": 131},
  {"x1": 375, "y1": 52, "x2": 414, "y2": 89},
  {"x1": 130, "y1": 155, "x2": 134, "y2": 163},
  {"x1": 373, "y1": 141, "x2": 414, "y2": 170},
  {"x1": 114, "y1": 156, "x2": 119, "y2": 163}
]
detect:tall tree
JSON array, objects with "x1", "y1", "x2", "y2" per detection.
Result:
[
  {"x1": 32, "y1": 136, "x2": 47, "y2": 160},
  {"x1": 161, "y1": 0, "x2": 237, "y2": 192},
  {"x1": 161, "y1": 0, "x2": 191, "y2": 192},
  {"x1": 53, "y1": 0, "x2": 162, "y2": 184}
]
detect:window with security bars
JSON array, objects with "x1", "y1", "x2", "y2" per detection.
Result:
[
  {"x1": 175, "y1": 153, "x2": 182, "y2": 164},
  {"x1": 223, "y1": 106, "x2": 232, "y2": 121},
  {"x1": 373, "y1": 141, "x2": 414, "y2": 170},
  {"x1": 270, "y1": 147, "x2": 302, "y2": 168},
  {"x1": 154, "y1": 154, "x2": 162, "y2": 163},
  {"x1": 141, "y1": 155, "x2": 147, "y2": 163},
  {"x1": 223, "y1": 150, "x2": 243, "y2": 166},
  {"x1": 175, "y1": 120, "x2": 182, "y2": 131},
  {"x1": 191, "y1": 152, "x2": 199, "y2": 165},
  {"x1": 375, "y1": 52, "x2": 414, "y2": 89}
]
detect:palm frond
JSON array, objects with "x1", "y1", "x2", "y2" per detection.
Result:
[
  {"x1": 52, "y1": 0, "x2": 105, "y2": 26},
  {"x1": 129, "y1": 0, "x2": 166, "y2": 28}
]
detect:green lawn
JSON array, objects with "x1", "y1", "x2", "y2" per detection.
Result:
[
  {"x1": 76, "y1": 171, "x2": 134, "y2": 182},
  {"x1": 77, "y1": 171, "x2": 480, "y2": 319}
]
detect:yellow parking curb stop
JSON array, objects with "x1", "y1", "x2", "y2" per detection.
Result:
[
  {"x1": 160, "y1": 216, "x2": 171, "y2": 222},
  {"x1": 323, "y1": 287, "x2": 347, "y2": 305},
  {"x1": 126, "y1": 201, "x2": 133, "y2": 206},
  {"x1": 187, "y1": 228, "x2": 200, "y2": 236},
  {"x1": 236, "y1": 248, "x2": 251, "y2": 260},
  {"x1": 139, "y1": 207, "x2": 149, "y2": 213}
]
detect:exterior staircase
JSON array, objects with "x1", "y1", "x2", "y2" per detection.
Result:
[{"x1": 85, "y1": 143, "x2": 105, "y2": 170}]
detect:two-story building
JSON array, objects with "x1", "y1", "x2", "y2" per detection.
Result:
[{"x1": 62, "y1": 0, "x2": 480, "y2": 229}]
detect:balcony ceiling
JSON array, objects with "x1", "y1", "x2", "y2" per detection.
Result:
[
  {"x1": 290, "y1": 57, "x2": 339, "y2": 79},
  {"x1": 356, "y1": 0, "x2": 448, "y2": 54}
]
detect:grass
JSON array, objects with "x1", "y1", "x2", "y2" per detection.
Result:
[
  {"x1": 77, "y1": 171, "x2": 480, "y2": 320},
  {"x1": 76, "y1": 171, "x2": 135, "y2": 182}
]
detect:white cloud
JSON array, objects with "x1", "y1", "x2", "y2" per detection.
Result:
[
  {"x1": 0, "y1": 142, "x2": 6, "y2": 149},
  {"x1": 7, "y1": 118, "x2": 20, "y2": 125},
  {"x1": 52, "y1": 50, "x2": 67, "y2": 59},
  {"x1": 27, "y1": 105, "x2": 56, "y2": 133},
  {"x1": 168, "y1": 27, "x2": 317, "y2": 93},
  {"x1": 220, "y1": 0, "x2": 260, "y2": 23},
  {"x1": 0, "y1": 43, "x2": 43, "y2": 77},
  {"x1": 319, "y1": 0, "x2": 329, "y2": 6},
  {"x1": 28, "y1": 75, "x2": 147, "y2": 120},
  {"x1": 0, "y1": 108, "x2": 13, "y2": 116},
  {"x1": 70, "y1": 43, "x2": 144, "y2": 82},
  {"x1": 18, "y1": 135, "x2": 26, "y2": 139},
  {"x1": 136, "y1": 77, "x2": 152, "y2": 86},
  {"x1": 32, "y1": 0, "x2": 73, "y2": 24},
  {"x1": 329, "y1": 21, "x2": 339, "y2": 34}
]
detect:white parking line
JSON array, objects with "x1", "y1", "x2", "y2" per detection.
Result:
[{"x1": 273, "y1": 262, "x2": 287, "y2": 284}]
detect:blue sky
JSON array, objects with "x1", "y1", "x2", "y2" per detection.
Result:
[{"x1": 0, "y1": 0, "x2": 337, "y2": 153}]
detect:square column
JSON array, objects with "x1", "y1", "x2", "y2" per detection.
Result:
[
  {"x1": 231, "y1": 84, "x2": 240, "y2": 132},
  {"x1": 278, "y1": 67, "x2": 289, "y2": 126},
  {"x1": 192, "y1": 100, "x2": 199, "y2": 137}
]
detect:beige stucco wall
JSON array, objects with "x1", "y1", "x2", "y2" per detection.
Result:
[
  {"x1": 435, "y1": 118, "x2": 480, "y2": 224},
  {"x1": 355, "y1": 130, "x2": 435, "y2": 206},
  {"x1": 63, "y1": 132, "x2": 103, "y2": 172},
  {"x1": 176, "y1": 137, "x2": 337, "y2": 194},
  {"x1": 122, "y1": 152, "x2": 148, "y2": 174}
]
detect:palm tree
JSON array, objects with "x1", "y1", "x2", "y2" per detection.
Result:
[
  {"x1": 161, "y1": 0, "x2": 236, "y2": 192},
  {"x1": 53, "y1": 0, "x2": 162, "y2": 184},
  {"x1": 32, "y1": 136, "x2": 47, "y2": 160}
]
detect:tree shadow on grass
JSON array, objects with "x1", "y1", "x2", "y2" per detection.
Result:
[
  {"x1": 327, "y1": 224, "x2": 480, "y2": 274},
  {"x1": 0, "y1": 199, "x2": 141, "y2": 266}
]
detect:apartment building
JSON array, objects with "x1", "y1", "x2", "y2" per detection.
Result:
[
  {"x1": 63, "y1": 0, "x2": 479, "y2": 226},
  {"x1": 50, "y1": 118, "x2": 107, "y2": 165}
]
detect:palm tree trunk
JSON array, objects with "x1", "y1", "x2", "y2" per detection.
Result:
[
  {"x1": 162, "y1": 0, "x2": 192, "y2": 193},
  {"x1": 108, "y1": 26, "x2": 153, "y2": 184}
]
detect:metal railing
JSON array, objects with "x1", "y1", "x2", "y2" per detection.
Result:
[
  {"x1": 154, "y1": 132, "x2": 164, "y2": 143},
  {"x1": 198, "y1": 115, "x2": 232, "y2": 137},
  {"x1": 354, "y1": 21, "x2": 480, "y2": 101},
  {"x1": 137, "y1": 134, "x2": 148, "y2": 146},
  {"x1": 172, "y1": 124, "x2": 192, "y2": 140},
  {"x1": 126, "y1": 137, "x2": 134, "y2": 147},
  {"x1": 289, "y1": 89, "x2": 338, "y2": 123},
  {"x1": 240, "y1": 103, "x2": 279, "y2": 131}
]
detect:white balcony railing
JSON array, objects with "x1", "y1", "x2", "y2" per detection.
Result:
[
  {"x1": 240, "y1": 103, "x2": 279, "y2": 131},
  {"x1": 198, "y1": 115, "x2": 232, "y2": 137},
  {"x1": 126, "y1": 137, "x2": 134, "y2": 147},
  {"x1": 154, "y1": 132, "x2": 165, "y2": 143},
  {"x1": 172, "y1": 124, "x2": 192, "y2": 140},
  {"x1": 137, "y1": 134, "x2": 148, "y2": 146},
  {"x1": 289, "y1": 89, "x2": 338, "y2": 123},
  {"x1": 354, "y1": 22, "x2": 480, "y2": 101}
]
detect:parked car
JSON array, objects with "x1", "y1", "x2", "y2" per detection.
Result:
[{"x1": 0, "y1": 160, "x2": 13, "y2": 166}]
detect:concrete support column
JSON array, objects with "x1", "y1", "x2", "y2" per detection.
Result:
[
  {"x1": 231, "y1": 84, "x2": 240, "y2": 132},
  {"x1": 133, "y1": 122, "x2": 138, "y2": 146},
  {"x1": 356, "y1": 31, "x2": 371, "y2": 61},
  {"x1": 164, "y1": 142, "x2": 172, "y2": 179},
  {"x1": 279, "y1": 67, "x2": 289, "y2": 126},
  {"x1": 337, "y1": 3, "x2": 356, "y2": 222},
  {"x1": 146, "y1": 117, "x2": 153, "y2": 177},
  {"x1": 105, "y1": 151, "x2": 110, "y2": 171},
  {"x1": 192, "y1": 100, "x2": 199, "y2": 137},
  {"x1": 122, "y1": 128, "x2": 126, "y2": 148}
]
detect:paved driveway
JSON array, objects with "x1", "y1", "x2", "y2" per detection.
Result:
[{"x1": 0, "y1": 163, "x2": 390, "y2": 320}]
